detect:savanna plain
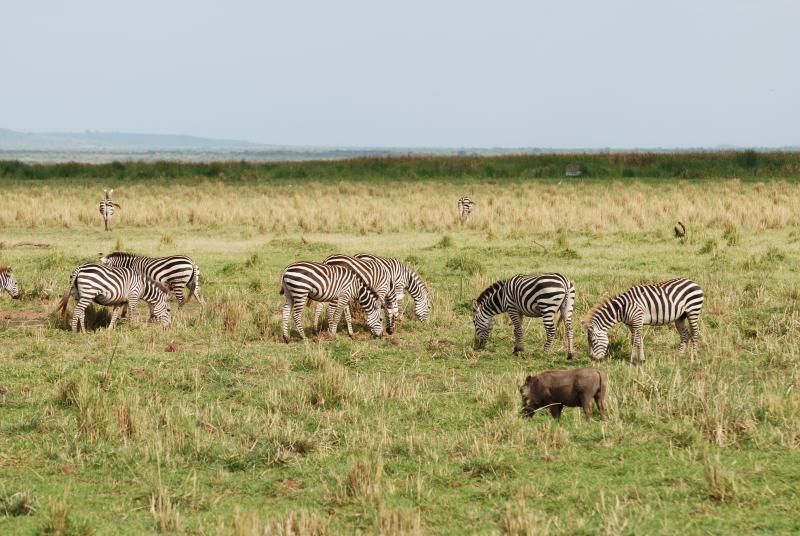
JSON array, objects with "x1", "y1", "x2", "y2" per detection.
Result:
[{"x1": 1, "y1": 156, "x2": 799, "y2": 535}]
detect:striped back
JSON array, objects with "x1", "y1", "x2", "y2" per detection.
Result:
[
  {"x1": 321, "y1": 254, "x2": 392, "y2": 301},
  {"x1": 354, "y1": 253, "x2": 431, "y2": 322},
  {"x1": 101, "y1": 252, "x2": 200, "y2": 304},
  {"x1": 585, "y1": 277, "x2": 704, "y2": 360},
  {"x1": 72, "y1": 264, "x2": 171, "y2": 325},
  {"x1": 457, "y1": 196, "x2": 474, "y2": 220},
  {"x1": 0, "y1": 267, "x2": 20, "y2": 299}
]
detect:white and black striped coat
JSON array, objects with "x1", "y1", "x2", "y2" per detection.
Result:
[
  {"x1": 583, "y1": 277, "x2": 704, "y2": 363},
  {"x1": 98, "y1": 189, "x2": 120, "y2": 231},
  {"x1": 280, "y1": 261, "x2": 384, "y2": 342},
  {"x1": 473, "y1": 273, "x2": 575, "y2": 358},
  {"x1": 457, "y1": 196, "x2": 475, "y2": 222},
  {"x1": 354, "y1": 253, "x2": 431, "y2": 323},
  {"x1": 101, "y1": 252, "x2": 203, "y2": 306},
  {"x1": 312, "y1": 255, "x2": 396, "y2": 335},
  {"x1": 57, "y1": 264, "x2": 171, "y2": 332},
  {"x1": 0, "y1": 267, "x2": 20, "y2": 299}
]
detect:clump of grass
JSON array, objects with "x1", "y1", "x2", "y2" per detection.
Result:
[
  {"x1": 0, "y1": 490, "x2": 38, "y2": 516},
  {"x1": 699, "y1": 238, "x2": 718, "y2": 255},
  {"x1": 159, "y1": 233, "x2": 174, "y2": 247},
  {"x1": 41, "y1": 497, "x2": 93, "y2": 535},
  {"x1": 499, "y1": 501, "x2": 551, "y2": 536},
  {"x1": 445, "y1": 255, "x2": 484, "y2": 276},
  {"x1": 150, "y1": 486, "x2": 181, "y2": 533},
  {"x1": 244, "y1": 252, "x2": 260, "y2": 268},
  {"x1": 723, "y1": 223, "x2": 740, "y2": 246},
  {"x1": 433, "y1": 235, "x2": 453, "y2": 248},
  {"x1": 344, "y1": 458, "x2": 388, "y2": 503},
  {"x1": 232, "y1": 509, "x2": 330, "y2": 536},
  {"x1": 377, "y1": 507, "x2": 422, "y2": 536},
  {"x1": 705, "y1": 455, "x2": 737, "y2": 503}
]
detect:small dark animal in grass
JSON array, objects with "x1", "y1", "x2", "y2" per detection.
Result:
[
  {"x1": 519, "y1": 368, "x2": 606, "y2": 421},
  {"x1": 674, "y1": 221, "x2": 686, "y2": 238}
]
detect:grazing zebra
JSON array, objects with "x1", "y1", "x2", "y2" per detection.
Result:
[
  {"x1": 354, "y1": 253, "x2": 431, "y2": 323},
  {"x1": 280, "y1": 261, "x2": 384, "y2": 342},
  {"x1": 100, "y1": 252, "x2": 203, "y2": 306},
  {"x1": 473, "y1": 273, "x2": 575, "y2": 358},
  {"x1": 98, "y1": 189, "x2": 120, "y2": 232},
  {"x1": 457, "y1": 196, "x2": 475, "y2": 222},
  {"x1": 312, "y1": 255, "x2": 396, "y2": 335},
  {"x1": 582, "y1": 278, "x2": 704, "y2": 364},
  {"x1": 0, "y1": 267, "x2": 20, "y2": 299},
  {"x1": 56, "y1": 264, "x2": 171, "y2": 332}
]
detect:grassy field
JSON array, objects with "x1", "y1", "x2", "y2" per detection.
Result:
[{"x1": 1, "y1": 159, "x2": 800, "y2": 535}]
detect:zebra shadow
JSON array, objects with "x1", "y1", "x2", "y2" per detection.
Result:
[{"x1": 54, "y1": 304, "x2": 113, "y2": 331}]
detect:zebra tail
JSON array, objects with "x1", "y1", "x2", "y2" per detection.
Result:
[
  {"x1": 55, "y1": 277, "x2": 76, "y2": 318},
  {"x1": 185, "y1": 265, "x2": 199, "y2": 305}
]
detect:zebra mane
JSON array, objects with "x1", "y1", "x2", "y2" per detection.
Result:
[
  {"x1": 0, "y1": 266, "x2": 10, "y2": 274},
  {"x1": 147, "y1": 278, "x2": 171, "y2": 295},
  {"x1": 474, "y1": 280, "x2": 505, "y2": 310},
  {"x1": 106, "y1": 251, "x2": 141, "y2": 259},
  {"x1": 582, "y1": 297, "x2": 612, "y2": 325}
]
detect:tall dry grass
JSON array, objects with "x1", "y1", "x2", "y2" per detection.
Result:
[{"x1": 2, "y1": 179, "x2": 799, "y2": 234}]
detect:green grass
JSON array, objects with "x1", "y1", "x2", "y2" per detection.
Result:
[{"x1": 1, "y1": 166, "x2": 800, "y2": 534}]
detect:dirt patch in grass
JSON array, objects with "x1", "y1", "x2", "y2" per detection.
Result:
[{"x1": 0, "y1": 310, "x2": 49, "y2": 328}]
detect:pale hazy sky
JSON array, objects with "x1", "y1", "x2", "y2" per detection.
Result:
[{"x1": 2, "y1": 1, "x2": 798, "y2": 148}]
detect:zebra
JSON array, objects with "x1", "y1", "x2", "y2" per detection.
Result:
[
  {"x1": 0, "y1": 267, "x2": 20, "y2": 299},
  {"x1": 311, "y1": 255, "x2": 396, "y2": 335},
  {"x1": 98, "y1": 189, "x2": 120, "y2": 232},
  {"x1": 56, "y1": 264, "x2": 171, "y2": 332},
  {"x1": 473, "y1": 273, "x2": 575, "y2": 358},
  {"x1": 100, "y1": 252, "x2": 203, "y2": 306},
  {"x1": 457, "y1": 196, "x2": 475, "y2": 222},
  {"x1": 354, "y1": 253, "x2": 431, "y2": 323},
  {"x1": 280, "y1": 261, "x2": 385, "y2": 342},
  {"x1": 582, "y1": 277, "x2": 704, "y2": 364}
]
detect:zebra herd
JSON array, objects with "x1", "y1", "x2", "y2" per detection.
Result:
[
  {"x1": 1, "y1": 190, "x2": 705, "y2": 362},
  {"x1": 54, "y1": 253, "x2": 204, "y2": 332},
  {"x1": 280, "y1": 253, "x2": 431, "y2": 342},
  {"x1": 473, "y1": 274, "x2": 704, "y2": 364}
]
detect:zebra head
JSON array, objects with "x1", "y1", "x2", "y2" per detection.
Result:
[
  {"x1": 145, "y1": 279, "x2": 172, "y2": 327},
  {"x1": 1, "y1": 269, "x2": 20, "y2": 299},
  {"x1": 411, "y1": 279, "x2": 431, "y2": 323},
  {"x1": 585, "y1": 322, "x2": 609, "y2": 360},
  {"x1": 472, "y1": 299, "x2": 494, "y2": 350},
  {"x1": 356, "y1": 284, "x2": 384, "y2": 338}
]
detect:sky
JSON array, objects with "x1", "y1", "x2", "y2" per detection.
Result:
[{"x1": 1, "y1": 0, "x2": 798, "y2": 148}]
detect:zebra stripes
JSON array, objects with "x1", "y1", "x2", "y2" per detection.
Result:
[
  {"x1": 280, "y1": 261, "x2": 384, "y2": 342},
  {"x1": 56, "y1": 264, "x2": 171, "y2": 332},
  {"x1": 457, "y1": 196, "x2": 475, "y2": 222},
  {"x1": 473, "y1": 273, "x2": 575, "y2": 358},
  {"x1": 312, "y1": 255, "x2": 396, "y2": 335},
  {"x1": 583, "y1": 277, "x2": 704, "y2": 363},
  {"x1": 0, "y1": 267, "x2": 20, "y2": 299},
  {"x1": 101, "y1": 252, "x2": 203, "y2": 306},
  {"x1": 98, "y1": 189, "x2": 120, "y2": 232},
  {"x1": 354, "y1": 253, "x2": 431, "y2": 323}
]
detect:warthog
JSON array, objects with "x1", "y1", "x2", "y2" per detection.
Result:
[{"x1": 519, "y1": 368, "x2": 606, "y2": 421}]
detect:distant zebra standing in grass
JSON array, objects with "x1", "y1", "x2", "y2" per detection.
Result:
[
  {"x1": 99, "y1": 189, "x2": 120, "y2": 231},
  {"x1": 56, "y1": 264, "x2": 171, "y2": 332},
  {"x1": 457, "y1": 196, "x2": 475, "y2": 222},
  {"x1": 354, "y1": 253, "x2": 431, "y2": 323},
  {"x1": 101, "y1": 252, "x2": 203, "y2": 306},
  {"x1": 582, "y1": 278, "x2": 704, "y2": 364},
  {"x1": 473, "y1": 273, "x2": 575, "y2": 358},
  {"x1": 312, "y1": 255, "x2": 396, "y2": 335},
  {"x1": 280, "y1": 261, "x2": 384, "y2": 342},
  {"x1": 0, "y1": 267, "x2": 20, "y2": 299}
]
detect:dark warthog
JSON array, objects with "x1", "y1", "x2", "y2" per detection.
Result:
[{"x1": 519, "y1": 368, "x2": 606, "y2": 421}]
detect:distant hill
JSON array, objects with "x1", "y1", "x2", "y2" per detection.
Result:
[{"x1": 0, "y1": 128, "x2": 271, "y2": 150}]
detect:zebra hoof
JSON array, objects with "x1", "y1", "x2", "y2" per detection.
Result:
[{"x1": 513, "y1": 348, "x2": 523, "y2": 355}]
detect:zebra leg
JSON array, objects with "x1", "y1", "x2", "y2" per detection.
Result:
[
  {"x1": 344, "y1": 305, "x2": 355, "y2": 338},
  {"x1": 291, "y1": 299, "x2": 306, "y2": 340},
  {"x1": 72, "y1": 298, "x2": 91, "y2": 333},
  {"x1": 385, "y1": 294, "x2": 396, "y2": 335},
  {"x1": 508, "y1": 309, "x2": 524, "y2": 354},
  {"x1": 312, "y1": 302, "x2": 325, "y2": 334},
  {"x1": 561, "y1": 299, "x2": 575, "y2": 359},
  {"x1": 688, "y1": 313, "x2": 700, "y2": 362},
  {"x1": 675, "y1": 317, "x2": 689, "y2": 355},
  {"x1": 127, "y1": 297, "x2": 139, "y2": 324},
  {"x1": 328, "y1": 297, "x2": 347, "y2": 337},
  {"x1": 542, "y1": 313, "x2": 557, "y2": 353},
  {"x1": 630, "y1": 328, "x2": 642, "y2": 364},
  {"x1": 109, "y1": 306, "x2": 124, "y2": 330},
  {"x1": 174, "y1": 286, "x2": 186, "y2": 307},
  {"x1": 282, "y1": 303, "x2": 291, "y2": 342}
]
